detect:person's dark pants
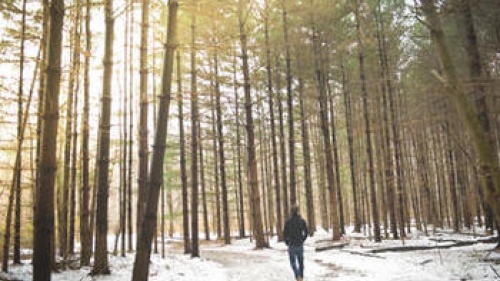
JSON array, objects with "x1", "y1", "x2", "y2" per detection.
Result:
[{"x1": 288, "y1": 245, "x2": 304, "y2": 279}]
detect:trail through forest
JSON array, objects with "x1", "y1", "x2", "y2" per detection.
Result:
[
  {"x1": 1, "y1": 231, "x2": 500, "y2": 281},
  {"x1": 202, "y1": 246, "x2": 330, "y2": 281}
]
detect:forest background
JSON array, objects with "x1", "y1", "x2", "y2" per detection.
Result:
[{"x1": 0, "y1": 0, "x2": 499, "y2": 279}]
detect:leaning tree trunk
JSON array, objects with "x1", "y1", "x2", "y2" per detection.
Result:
[
  {"x1": 13, "y1": 0, "x2": 27, "y2": 265},
  {"x1": 131, "y1": 2, "x2": 178, "y2": 280},
  {"x1": 239, "y1": 0, "x2": 267, "y2": 249},
  {"x1": 4, "y1": 19, "x2": 39, "y2": 273},
  {"x1": 92, "y1": 0, "x2": 114, "y2": 274},
  {"x1": 421, "y1": 0, "x2": 500, "y2": 247},
  {"x1": 461, "y1": 0, "x2": 500, "y2": 242},
  {"x1": 33, "y1": 0, "x2": 64, "y2": 279}
]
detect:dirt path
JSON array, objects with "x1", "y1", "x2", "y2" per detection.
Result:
[{"x1": 201, "y1": 247, "x2": 331, "y2": 281}]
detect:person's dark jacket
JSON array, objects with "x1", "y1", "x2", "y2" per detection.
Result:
[{"x1": 283, "y1": 214, "x2": 308, "y2": 247}]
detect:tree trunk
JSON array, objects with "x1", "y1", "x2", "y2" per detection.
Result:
[
  {"x1": 282, "y1": 0, "x2": 296, "y2": 206},
  {"x1": 60, "y1": 4, "x2": 79, "y2": 265},
  {"x1": 239, "y1": 0, "x2": 267, "y2": 249},
  {"x1": 210, "y1": 71, "x2": 221, "y2": 240},
  {"x1": 177, "y1": 51, "x2": 191, "y2": 254},
  {"x1": 264, "y1": 0, "x2": 282, "y2": 240},
  {"x1": 13, "y1": 0, "x2": 27, "y2": 265},
  {"x1": 213, "y1": 47, "x2": 231, "y2": 244},
  {"x1": 355, "y1": 1, "x2": 381, "y2": 242},
  {"x1": 374, "y1": 7, "x2": 398, "y2": 239},
  {"x1": 312, "y1": 27, "x2": 340, "y2": 240},
  {"x1": 190, "y1": 1, "x2": 200, "y2": 257},
  {"x1": 127, "y1": 0, "x2": 135, "y2": 253},
  {"x1": 327, "y1": 78, "x2": 345, "y2": 235},
  {"x1": 92, "y1": 0, "x2": 115, "y2": 274},
  {"x1": 444, "y1": 123, "x2": 460, "y2": 232},
  {"x1": 69, "y1": 29, "x2": 80, "y2": 254},
  {"x1": 137, "y1": 0, "x2": 150, "y2": 239},
  {"x1": 80, "y1": 0, "x2": 92, "y2": 266},
  {"x1": 121, "y1": 3, "x2": 130, "y2": 256},
  {"x1": 33, "y1": 0, "x2": 64, "y2": 279},
  {"x1": 131, "y1": 2, "x2": 178, "y2": 280},
  {"x1": 314, "y1": 124, "x2": 329, "y2": 230},
  {"x1": 298, "y1": 77, "x2": 315, "y2": 235},
  {"x1": 4, "y1": 12, "x2": 38, "y2": 271},
  {"x1": 340, "y1": 58, "x2": 361, "y2": 233},
  {"x1": 199, "y1": 128, "x2": 210, "y2": 241},
  {"x1": 234, "y1": 55, "x2": 245, "y2": 238}
]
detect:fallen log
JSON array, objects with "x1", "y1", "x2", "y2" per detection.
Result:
[
  {"x1": 339, "y1": 249, "x2": 386, "y2": 259},
  {"x1": 370, "y1": 236, "x2": 497, "y2": 254},
  {"x1": 315, "y1": 242, "x2": 349, "y2": 252}
]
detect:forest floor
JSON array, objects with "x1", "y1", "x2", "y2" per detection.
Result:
[{"x1": 2, "y1": 227, "x2": 500, "y2": 281}]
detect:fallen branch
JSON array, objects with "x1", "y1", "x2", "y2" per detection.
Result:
[
  {"x1": 420, "y1": 259, "x2": 433, "y2": 265},
  {"x1": 490, "y1": 265, "x2": 500, "y2": 278}
]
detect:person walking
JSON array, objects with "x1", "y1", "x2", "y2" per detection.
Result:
[{"x1": 283, "y1": 204, "x2": 308, "y2": 281}]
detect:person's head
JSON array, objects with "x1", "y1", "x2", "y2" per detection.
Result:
[{"x1": 290, "y1": 204, "x2": 299, "y2": 216}]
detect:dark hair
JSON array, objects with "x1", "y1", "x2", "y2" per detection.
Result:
[{"x1": 290, "y1": 204, "x2": 299, "y2": 215}]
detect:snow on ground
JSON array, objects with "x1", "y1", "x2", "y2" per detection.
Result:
[{"x1": 2, "y1": 228, "x2": 499, "y2": 281}]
